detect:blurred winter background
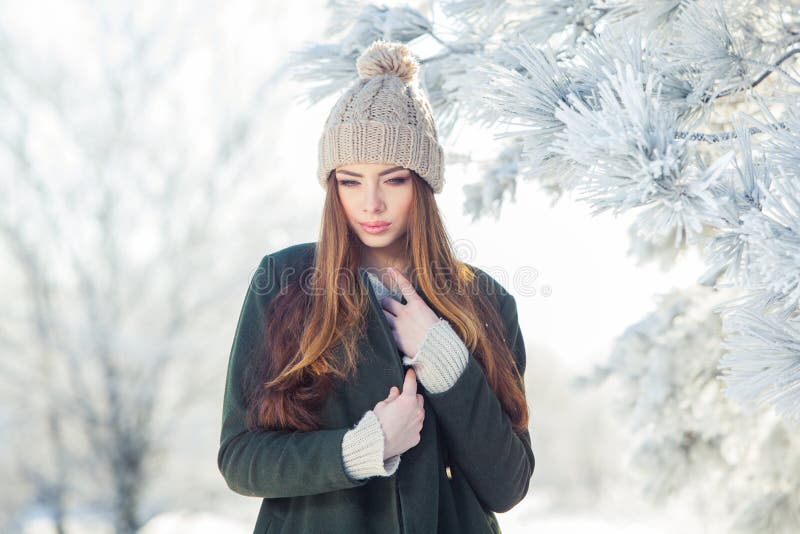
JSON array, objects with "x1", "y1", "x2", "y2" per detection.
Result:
[{"x1": 3, "y1": 0, "x2": 800, "y2": 533}]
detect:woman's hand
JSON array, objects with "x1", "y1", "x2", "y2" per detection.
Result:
[
  {"x1": 380, "y1": 267, "x2": 441, "y2": 357},
  {"x1": 373, "y1": 368, "x2": 425, "y2": 459}
]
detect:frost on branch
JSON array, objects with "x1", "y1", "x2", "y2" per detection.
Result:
[{"x1": 576, "y1": 285, "x2": 800, "y2": 532}]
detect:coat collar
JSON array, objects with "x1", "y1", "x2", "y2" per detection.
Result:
[
  {"x1": 286, "y1": 243, "x2": 425, "y2": 304},
  {"x1": 357, "y1": 265, "x2": 423, "y2": 305}
]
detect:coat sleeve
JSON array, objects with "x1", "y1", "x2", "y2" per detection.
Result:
[
  {"x1": 217, "y1": 253, "x2": 371, "y2": 498},
  {"x1": 422, "y1": 290, "x2": 535, "y2": 513}
]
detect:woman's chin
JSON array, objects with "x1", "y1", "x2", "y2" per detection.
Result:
[{"x1": 358, "y1": 231, "x2": 400, "y2": 247}]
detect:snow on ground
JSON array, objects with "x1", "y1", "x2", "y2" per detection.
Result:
[
  {"x1": 23, "y1": 488, "x2": 720, "y2": 534},
  {"x1": 22, "y1": 513, "x2": 695, "y2": 534}
]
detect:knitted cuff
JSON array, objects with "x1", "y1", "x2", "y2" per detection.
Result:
[
  {"x1": 402, "y1": 319, "x2": 469, "y2": 393},
  {"x1": 342, "y1": 410, "x2": 401, "y2": 480}
]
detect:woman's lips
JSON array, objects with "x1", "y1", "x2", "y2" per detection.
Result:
[{"x1": 360, "y1": 222, "x2": 391, "y2": 234}]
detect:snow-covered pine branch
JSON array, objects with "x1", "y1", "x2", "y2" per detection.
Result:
[{"x1": 575, "y1": 284, "x2": 800, "y2": 533}]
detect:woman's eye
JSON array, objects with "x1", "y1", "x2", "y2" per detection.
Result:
[{"x1": 338, "y1": 178, "x2": 408, "y2": 186}]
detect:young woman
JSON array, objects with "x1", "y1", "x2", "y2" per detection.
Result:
[{"x1": 218, "y1": 40, "x2": 534, "y2": 534}]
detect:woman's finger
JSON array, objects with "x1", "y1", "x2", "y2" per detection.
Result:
[
  {"x1": 381, "y1": 296, "x2": 402, "y2": 314},
  {"x1": 388, "y1": 267, "x2": 420, "y2": 303}
]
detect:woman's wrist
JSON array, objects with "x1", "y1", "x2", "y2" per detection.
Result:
[
  {"x1": 342, "y1": 410, "x2": 401, "y2": 479},
  {"x1": 402, "y1": 319, "x2": 469, "y2": 393}
]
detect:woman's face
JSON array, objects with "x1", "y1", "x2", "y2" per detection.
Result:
[{"x1": 335, "y1": 162, "x2": 413, "y2": 249}]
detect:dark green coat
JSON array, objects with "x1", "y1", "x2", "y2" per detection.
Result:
[{"x1": 217, "y1": 242, "x2": 534, "y2": 533}]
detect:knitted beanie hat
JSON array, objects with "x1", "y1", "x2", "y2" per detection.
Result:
[{"x1": 317, "y1": 40, "x2": 445, "y2": 194}]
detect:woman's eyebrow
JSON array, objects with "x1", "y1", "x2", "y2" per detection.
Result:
[{"x1": 336, "y1": 166, "x2": 406, "y2": 177}]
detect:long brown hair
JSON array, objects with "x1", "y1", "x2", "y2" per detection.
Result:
[{"x1": 243, "y1": 169, "x2": 529, "y2": 434}]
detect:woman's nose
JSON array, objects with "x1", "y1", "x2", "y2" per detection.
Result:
[{"x1": 363, "y1": 187, "x2": 384, "y2": 211}]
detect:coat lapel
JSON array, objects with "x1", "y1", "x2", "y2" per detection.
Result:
[{"x1": 317, "y1": 267, "x2": 407, "y2": 428}]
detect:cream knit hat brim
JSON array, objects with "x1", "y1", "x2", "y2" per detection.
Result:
[
  {"x1": 318, "y1": 120, "x2": 444, "y2": 194},
  {"x1": 317, "y1": 40, "x2": 445, "y2": 194}
]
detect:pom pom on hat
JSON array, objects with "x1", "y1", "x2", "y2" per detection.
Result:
[{"x1": 356, "y1": 40, "x2": 419, "y2": 83}]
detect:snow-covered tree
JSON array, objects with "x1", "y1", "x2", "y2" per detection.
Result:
[
  {"x1": 0, "y1": 2, "x2": 307, "y2": 532},
  {"x1": 576, "y1": 284, "x2": 800, "y2": 532},
  {"x1": 291, "y1": 1, "x2": 800, "y2": 531}
]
